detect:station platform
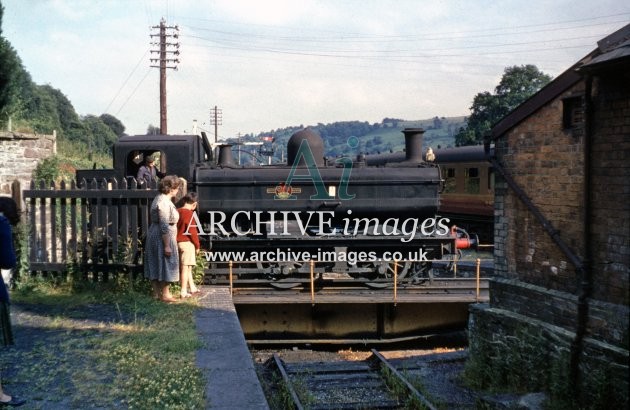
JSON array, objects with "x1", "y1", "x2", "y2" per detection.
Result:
[{"x1": 195, "y1": 286, "x2": 269, "y2": 409}]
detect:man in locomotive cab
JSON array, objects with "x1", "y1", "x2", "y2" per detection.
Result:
[{"x1": 137, "y1": 154, "x2": 166, "y2": 184}]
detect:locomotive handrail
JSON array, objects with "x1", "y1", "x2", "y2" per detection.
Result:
[{"x1": 223, "y1": 258, "x2": 492, "y2": 303}]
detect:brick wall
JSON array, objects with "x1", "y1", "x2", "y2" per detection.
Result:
[
  {"x1": 589, "y1": 69, "x2": 630, "y2": 306},
  {"x1": 470, "y1": 59, "x2": 629, "y2": 406},
  {"x1": 494, "y1": 82, "x2": 586, "y2": 293},
  {"x1": 0, "y1": 131, "x2": 56, "y2": 194}
]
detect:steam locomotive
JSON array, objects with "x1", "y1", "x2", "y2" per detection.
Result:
[{"x1": 78, "y1": 128, "x2": 478, "y2": 287}]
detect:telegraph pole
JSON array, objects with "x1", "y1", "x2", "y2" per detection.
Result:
[
  {"x1": 237, "y1": 132, "x2": 242, "y2": 165},
  {"x1": 150, "y1": 18, "x2": 179, "y2": 135},
  {"x1": 210, "y1": 105, "x2": 222, "y2": 143}
]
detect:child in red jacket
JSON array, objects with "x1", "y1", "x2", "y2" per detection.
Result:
[{"x1": 176, "y1": 193, "x2": 201, "y2": 298}]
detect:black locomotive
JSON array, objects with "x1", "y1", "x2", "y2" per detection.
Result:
[{"x1": 78, "y1": 127, "x2": 476, "y2": 287}]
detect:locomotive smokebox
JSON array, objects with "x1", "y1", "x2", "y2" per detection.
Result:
[
  {"x1": 218, "y1": 144, "x2": 236, "y2": 168},
  {"x1": 402, "y1": 128, "x2": 425, "y2": 162},
  {"x1": 287, "y1": 128, "x2": 325, "y2": 167}
]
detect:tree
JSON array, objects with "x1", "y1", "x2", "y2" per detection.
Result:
[
  {"x1": 147, "y1": 124, "x2": 160, "y2": 135},
  {"x1": 455, "y1": 64, "x2": 552, "y2": 146},
  {"x1": 0, "y1": 3, "x2": 29, "y2": 126},
  {"x1": 100, "y1": 113, "x2": 125, "y2": 137},
  {"x1": 83, "y1": 115, "x2": 118, "y2": 153}
]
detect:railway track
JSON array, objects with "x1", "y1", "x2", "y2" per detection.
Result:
[{"x1": 264, "y1": 349, "x2": 437, "y2": 410}]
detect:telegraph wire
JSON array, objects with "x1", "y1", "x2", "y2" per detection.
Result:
[
  {"x1": 185, "y1": 33, "x2": 597, "y2": 61},
  {"x1": 183, "y1": 18, "x2": 630, "y2": 44},
  {"x1": 114, "y1": 67, "x2": 153, "y2": 117},
  {"x1": 103, "y1": 48, "x2": 151, "y2": 114},
  {"x1": 184, "y1": 31, "x2": 606, "y2": 56},
  {"x1": 177, "y1": 12, "x2": 630, "y2": 41}
]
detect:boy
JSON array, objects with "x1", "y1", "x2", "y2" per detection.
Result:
[{"x1": 176, "y1": 193, "x2": 201, "y2": 297}]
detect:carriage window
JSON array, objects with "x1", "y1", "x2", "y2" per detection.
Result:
[
  {"x1": 442, "y1": 167, "x2": 456, "y2": 193},
  {"x1": 465, "y1": 167, "x2": 480, "y2": 194}
]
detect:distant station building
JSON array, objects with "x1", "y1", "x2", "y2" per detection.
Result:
[{"x1": 469, "y1": 24, "x2": 629, "y2": 406}]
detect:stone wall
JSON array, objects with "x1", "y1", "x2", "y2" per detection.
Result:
[
  {"x1": 468, "y1": 303, "x2": 628, "y2": 407},
  {"x1": 490, "y1": 278, "x2": 628, "y2": 348},
  {"x1": 0, "y1": 131, "x2": 56, "y2": 194}
]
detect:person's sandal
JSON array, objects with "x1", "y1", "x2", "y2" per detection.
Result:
[
  {"x1": 0, "y1": 396, "x2": 26, "y2": 407},
  {"x1": 181, "y1": 293, "x2": 192, "y2": 299}
]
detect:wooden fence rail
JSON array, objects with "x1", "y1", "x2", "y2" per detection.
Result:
[{"x1": 23, "y1": 178, "x2": 158, "y2": 280}]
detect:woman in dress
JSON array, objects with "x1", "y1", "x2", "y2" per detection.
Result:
[
  {"x1": 0, "y1": 197, "x2": 26, "y2": 407},
  {"x1": 144, "y1": 175, "x2": 182, "y2": 303}
]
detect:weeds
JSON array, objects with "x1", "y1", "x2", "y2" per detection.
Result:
[{"x1": 4, "y1": 278, "x2": 206, "y2": 409}]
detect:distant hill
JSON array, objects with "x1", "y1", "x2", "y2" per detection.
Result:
[{"x1": 226, "y1": 116, "x2": 466, "y2": 164}]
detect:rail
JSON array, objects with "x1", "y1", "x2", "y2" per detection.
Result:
[
  {"x1": 371, "y1": 349, "x2": 437, "y2": 410},
  {"x1": 267, "y1": 349, "x2": 439, "y2": 409}
]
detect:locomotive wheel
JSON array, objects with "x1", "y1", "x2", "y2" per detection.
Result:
[
  {"x1": 365, "y1": 260, "x2": 411, "y2": 288},
  {"x1": 269, "y1": 280, "x2": 302, "y2": 289},
  {"x1": 278, "y1": 261, "x2": 303, "y2": 275},
  {"x1": 376, "y1": 260, "x2": 410, "y2": 278},
  {"x1": 409, "y1": 261, "x2": 433, "y2": 283}
]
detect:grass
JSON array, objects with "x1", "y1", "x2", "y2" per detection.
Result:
[{"x1": 2, "y1": 276, "x2": 206, "y2": 409}]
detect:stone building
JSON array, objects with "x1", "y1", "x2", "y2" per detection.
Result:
[
  {"x1": 0, "y1": 131, "x2": 56, "y2": 195},
  {"x1": 468, "y1": 25, "x2": 629, "y2": 406}
]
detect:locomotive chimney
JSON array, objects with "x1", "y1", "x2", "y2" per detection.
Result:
[
  {"x1": 217, "y1": 144, "x2": 236, "y2": 168},
  {"x1": 402, "y1": 128, "x2": 425, "y2": 162}
]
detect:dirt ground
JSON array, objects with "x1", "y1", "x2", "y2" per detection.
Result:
[{"x1": 1, "y1": 302, "x2": 136, "y2": 409}]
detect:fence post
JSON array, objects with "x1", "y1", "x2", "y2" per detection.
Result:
[
  {"x1": 393, "y1": 260, "x2": 398, "y2": 306},
  {"x1": 310, "y1": 260, "x2": 315, "y2": 305},
  {"x1": 476, "y1": 258, "x2": 481, "y2": 303}
]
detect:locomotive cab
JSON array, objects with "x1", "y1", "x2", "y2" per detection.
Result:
[{"x1": 112, "y1": 133, "x2": 211, "y2": 183}]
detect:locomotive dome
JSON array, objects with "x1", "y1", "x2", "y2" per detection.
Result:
[{"x1": 287, "y1": 128, "x2": 324, "y2": 167}]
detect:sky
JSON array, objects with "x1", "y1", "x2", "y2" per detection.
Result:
[{"x1": 2, "y1": 0, "x2": 629, "y2": 140}]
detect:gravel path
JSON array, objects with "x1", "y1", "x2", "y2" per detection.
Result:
[{"x1": 1, "y1": 302, "x2": 137, "y2": 409}]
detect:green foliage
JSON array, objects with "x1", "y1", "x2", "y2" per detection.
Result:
[
  {"x1": 0, "y1": 37, "x2": 28, "y2": 124},
  {"x1": 100, "y1": 113, "x2": 126, "y2": 137},
  {"x1": 464, "y1": 327, "x2": 551, "y2": 393},
  {"x1": 243, "y1": 117, "x2": 465, "y2": 162},
  {"x1": 83, "y1": 114, "x2": 118, "y2": 153},
  {"x1": 57, "y1": 138, "x2": 112, "y2": 172},
  {"x1": 33, "y1": 155, "x2": 61, "y2": 183},
  {"x1": 8, "y1": 281, "x2": 206, "y2": 409},
  {"x1": 147, "y1": 124, "x2": 160, "y2": 135},
  {"x1": 8, "y1": 221, "x2": 29, "y2": 285},
  {"x1": 465, "y1": 324, "x2": 629, "y2": 410},
  {"x1": 455, "y1": 64, "x2": 552, "y2": 146}
]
